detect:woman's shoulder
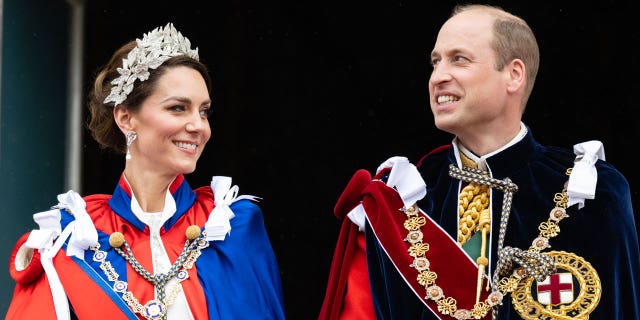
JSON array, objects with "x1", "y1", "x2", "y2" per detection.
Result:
[
  {"x1": 83, "y1": 193, "x2": 113, "y2": 214},
  {"x1": 193, "y1": 179, "x2": 263, "y2": 218}
]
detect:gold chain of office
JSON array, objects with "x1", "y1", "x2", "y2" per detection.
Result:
[{"x1": 400, "y1": 168, "x2": 573, "y2": 319}]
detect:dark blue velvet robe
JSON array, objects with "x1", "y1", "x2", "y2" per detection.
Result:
[{"x1": 365, "y1": 129, "x2": 640, "y2": 319}]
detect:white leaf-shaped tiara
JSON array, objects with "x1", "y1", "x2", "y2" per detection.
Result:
[{"x1": 103, "y1": 23, "x2": 199, "y2": 106}]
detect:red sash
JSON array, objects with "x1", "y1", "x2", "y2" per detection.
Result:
[
  {"x1": 319, "y1": 168, "x2": 490, "y2": 319},
  {"x1": 363, "y1": 178, "x2": 490, "y2": 317}
]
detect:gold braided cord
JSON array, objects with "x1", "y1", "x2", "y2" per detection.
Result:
[
  {"x1": 457, "y1": 152, "x2": 491, "y2": 246},
  {"x1": 458, "y1": 183, "x2": 490, "y2": 245},
  {"x1": 457, "y1": 152, "x2": 493, "y2": 304}
]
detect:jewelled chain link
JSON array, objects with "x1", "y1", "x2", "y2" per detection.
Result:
[
  {"x1": 402, "y1": 204, "x2": 503, "y2": 320},
  {"x1": 114, "y1": 233, "x2": 203, "y2": 303},
  {"x1": 495, "y1": 168, "x2": 572, "y2": 295},
  {"x1": 90, "y1": 231, "x2": 209, "y2": 320}
]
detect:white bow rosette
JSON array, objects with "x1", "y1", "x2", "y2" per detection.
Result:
[
  {"x1": 567, "y1": 140, "x2": 605, "y2": 209},
  {"x1": 347, "y1": 156, "x2": 427, "y2": 231},
  {"x1": 25, "y1": 210, "x2": 62, "y2": 253},
  {"x1": 21, "y1": 190, "x2": 99, "y2": 320},
  {"x1": 205, "y1": 176, "x2": 260, "y2": 241},
  {"x1": 55, "y1": 190, "x2": 99, "y2": 259},
  {"x1": 377, "y1": 156, "x2": 428, "y2": 207}
]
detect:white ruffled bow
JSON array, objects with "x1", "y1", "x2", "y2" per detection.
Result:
[
  {"x1": 567, "y1": 140, "x2": 605, "y2": 209},
  {"x1": 347, "y1": 156, "x2": 427, "y2": 231},
  {"x1": 205, "y1": 176, "x2": 260, "y2": 241},
  {"x1": 25, "y1": 210, "x2": 62, "y2": 251},
  {"x1": 21, "y1": 190, "x2": 98, "y2": 320},
  {"x1": 377, "y1": 156, "x2": 427, "y2": 207},
  {"x1": 56, "y1": 190, "x2": 99, "y2": 259}
]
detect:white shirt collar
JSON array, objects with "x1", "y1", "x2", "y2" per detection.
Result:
[
  {"x1": 123, "y1": 175, "x2": 177, "y2": 232},
  {"x1": 453, "y1": 122, "x2": 528, "y2": 171}
]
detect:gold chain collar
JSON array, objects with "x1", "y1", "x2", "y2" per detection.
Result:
[{"x1": 401, "y1": 168, "x2": 573, "y2": 319}]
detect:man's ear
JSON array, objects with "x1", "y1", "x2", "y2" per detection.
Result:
[
  {"x1": 113, "y1": 106, "x2": 133, "y2": 134},
  {"x1": 506, "y1": 58, "x2": 525, "y2": 94}
]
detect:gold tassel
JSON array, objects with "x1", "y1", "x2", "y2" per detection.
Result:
[{"x1": 475, "y1": 209, "x2": 491, "y2": 303}]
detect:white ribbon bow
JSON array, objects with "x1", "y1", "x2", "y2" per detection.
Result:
[
  {"x1": 567, "y1": 140, "x2": 605, "y2": 209},
  {"x1": 25, "y1": 209, "x2": 70, "y2": 320},
  {"x1": 56, "y1": 190, "x2": 99, "y2": 259},
  {"x1": 26, "y1": 210, "x2": 62, "y2": 250},
  {"x1": 348, "y1": 156, "x2": 428, "y2": 231},
  {"x1": 377, "y1": 156, "x2": 427, "y2": 207},
  {"x1": 205, "y1": 176, "x2": 260, "y2": 241}
]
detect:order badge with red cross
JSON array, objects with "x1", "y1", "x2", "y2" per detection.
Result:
[
  {"x1": 536, "y1": 272, "x2": 574, "y2": 305},
  {"x1": 511, "y1": 251, "x2": 602, "y2": 320}
]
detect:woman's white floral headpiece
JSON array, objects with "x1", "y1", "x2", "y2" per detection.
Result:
[{"x1": 104, "y1": 23, "x2": 199, "y2": 106}]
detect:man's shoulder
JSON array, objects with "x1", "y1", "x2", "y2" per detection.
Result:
[
  {"x1": 416, "y1": 144, "x2": 451, "y2": 168},
  {"x1": 543, "y1": 144, "x2": 629, "y2": 187}
]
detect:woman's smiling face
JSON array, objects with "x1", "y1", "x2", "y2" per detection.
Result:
[{"x1": 126, "y1": 65, "x2": 212, "y2": 176}]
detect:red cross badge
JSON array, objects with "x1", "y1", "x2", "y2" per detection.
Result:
[
  {"x1": 512, "y1": 251, "x2": 600, "y2": 319},
  {"x1": 536, "y1": 272, "x2": 574, "y2": 305}
]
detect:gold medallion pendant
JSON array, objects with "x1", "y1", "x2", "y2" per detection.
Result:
[{"x1": 512, "y1": 251, "x2": 601, "y2": 320}]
